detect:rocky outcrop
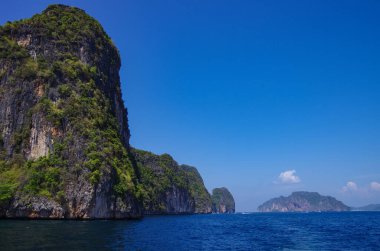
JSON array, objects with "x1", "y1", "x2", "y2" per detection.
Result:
[
  {"x1": 211, "y1": 187, "x2": 235, "y2": 213},
  {"x1": 258, "y1": 191, "x2": 350, "y2": 212},
  {"x1": 0, "y1": 5, "x2": 141, "y2": 219},
  {"x1": 0, "y1": 4, "x2": 225, "y2": 219},
  {"x1": 132, "y1": 149, "x2": 212, "y2": 214},
  {"x1": 181, "y1": 165, "x2": 212, "y2": 213}
]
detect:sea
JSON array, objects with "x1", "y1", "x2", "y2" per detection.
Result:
[{"x1": 1, "y1": 212, "x2": 379, "y2": 250}]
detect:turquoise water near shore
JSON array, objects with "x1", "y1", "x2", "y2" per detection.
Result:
[{"x1": 1, "y1": 212, "x2": 380, "y2": 250}]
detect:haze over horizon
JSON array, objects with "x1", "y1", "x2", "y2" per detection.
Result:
[{"x1": 2, "y1": 0, "x2": 379, "y2": 211}]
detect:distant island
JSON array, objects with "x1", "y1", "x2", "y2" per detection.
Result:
[
  {"x1": 351, "y1": 204, "x2": 380, "y2": 211},
  {"x1": 258, "y1": 191, "x2": 350, "y2": 212}
]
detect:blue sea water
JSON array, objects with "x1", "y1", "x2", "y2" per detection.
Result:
[{"x1": 0, "y1": 212, "x2": 380, "y2": 250}]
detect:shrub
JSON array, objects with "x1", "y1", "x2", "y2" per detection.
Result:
[
  {"x1": 13, "y1": 59, "x2": 38, "y2": 80},
  {"x1": 58, "y1": 84, "x2": 71, "y2": 97},
  {"x1": 0, "y1": 167, "x2": 23, "y2": 206},
  {"x1": 24, "y1": 155, "x2": 66, "y2": 200}
]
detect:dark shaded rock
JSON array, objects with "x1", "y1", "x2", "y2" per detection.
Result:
[
  {"x1": 211, "y1": 187, "x2": 235, "y2": 213},
  {"x1": 131, "y1": 148, "x2": 212, "y2": 214},
  {"x1": 258, "y1": 191, "x2": 350, "y2": 212},
  {"x1": 181, "y1": 165, "x2": 212, "y2": 213}
]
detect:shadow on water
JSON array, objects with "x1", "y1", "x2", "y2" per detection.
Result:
[{"x1": 0, "y1": 219, "x2": 140, "y2": 250}]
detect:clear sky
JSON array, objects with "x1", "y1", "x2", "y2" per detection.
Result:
[{"x1": 1, "y1": 0, "x2": 380, "y2": 211}]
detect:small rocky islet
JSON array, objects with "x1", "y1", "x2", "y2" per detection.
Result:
[
  {"x1": 0, "y1": 5, "x2": 235, "y2": 219},
  {"x1": 211, "y1": 187, "x2": 235, "y2": 213}
]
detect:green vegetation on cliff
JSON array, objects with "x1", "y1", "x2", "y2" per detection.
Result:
[
  {"x1": 181, "y1": 165, "x2": 212, "y2": 213},
  {"x1": 0, "y1": 5, "x2": 140, "y2": 217},
  {"x1": 211, "y1": 187, "x2": 235, "y2": 213},
  {"x1": 0, "y1": 5, "x2": 218, "y2": 218},
  {"x1": 1, "y1": 4, "x2": 113, "y2": 52},
  {"x1": 132, "y1": 149, "x2": 212, "y2": 214}
]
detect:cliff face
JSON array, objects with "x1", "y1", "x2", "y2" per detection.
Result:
[
  {"x1": 258, "y1": 191, "x2": 350, "y2": 212},
  {"x1": 0, "y1": 5, "x2": 141, "y2": 218},
  {"x1": 211, "y1": 187, "x2": 235, "y2": 213},
  {"x1": 132, "y1": 149, "x2": 212, "y2": 214},
  {"x1": 181, "y1": 165, "x2": 212, "y2": 213},
  {"x1": 0, "y1": 5, "x2": 220, "y2": 219}
]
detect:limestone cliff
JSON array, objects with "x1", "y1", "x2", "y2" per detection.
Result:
[
  {"x1": 211, "y1": 187, "x2": 235, "y2": 213},
  {"x1": 0, "y1": 5, "x2": 217, "y2": 218},
  {"x1": 181, "y1": 165, "x2": 212, "y2": 213},
  {"x1": 258, "y1": 191, "x2": 350, "y2": 212},
  {"x1": 132, "y1": 149, "x2": 212, "y2": 214},
  {"x1": 0, "y1": 5, "x2": 141, "y2": 218}
]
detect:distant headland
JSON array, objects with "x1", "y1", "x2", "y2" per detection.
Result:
[{"x1": 258, "y1": 191, "x2": 350, "y2": 212}]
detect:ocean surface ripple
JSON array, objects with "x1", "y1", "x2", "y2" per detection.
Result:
[{"x1": 1, "y1": 212, "x2": 380, "y2": 250}]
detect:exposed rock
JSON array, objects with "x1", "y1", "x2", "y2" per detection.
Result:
[
  {"x1": 211, "y1": 187, "x2": 235, "y2": 213},
  {"x1": 0, "y1": 4, "x2": 224, "y2": 219},
  {"x1": 131, "y1": 149, "x2": 212, "y2": 214},
  {"x1": 181, "y1": 165, "x2": 212, "y2": 213},
  {"x1": 6, "y1": 196, "x2": 65, "y2": 219},
  {"x1": 0, "y1": 4, "x2": 141, "y2": 219},
  {"x1": 28, "y1": 113, "x2": 53, "y2": 160},
  {"x1": 258, "y1": 191, "x2": 350, "y2": 212}
]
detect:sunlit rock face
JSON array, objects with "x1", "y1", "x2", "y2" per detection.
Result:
[{"x1": 0, "y1": 4, "x2": 141, "y2": 219}]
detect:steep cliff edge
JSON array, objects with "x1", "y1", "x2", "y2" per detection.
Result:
[
  {"x1": 0, "y1": 5, "x2": 141, "y2": 218},
  {"x1": 258, "y1": 191, "x2": 350, "y2": 212},
  {"x1": 0, "y1": 5, "x2": 218, "y2": 219},
  {"x1": 132, "y1": 149, "x2": 212, "y2": 214},
  {"x1": 211, "y1": 187, "x2": 235, "y2": 213}
]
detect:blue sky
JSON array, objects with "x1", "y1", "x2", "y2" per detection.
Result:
[{"x1": 1, "y1": 0, "x2": 380, "y2": 211}]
